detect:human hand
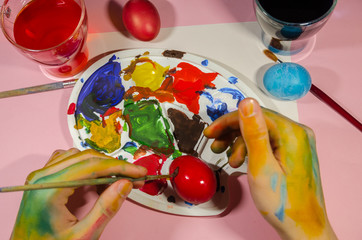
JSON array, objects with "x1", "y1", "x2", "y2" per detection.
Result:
[
  {"x1": 11, "y1": 148, "x2": 147, "y2": 240},
  {"x1": 204, "y1": 98, "x2": 337, "y2": 240}
]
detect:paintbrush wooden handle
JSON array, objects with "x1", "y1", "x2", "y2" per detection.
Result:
[
  {"x1": 310, "y1": 84, "x2": 362, "y2": 132},
  {"x1": 0, "y1": 79, "x2": 77, "y2": 99},
  {"x1": 0, "y1": 174, "x2": 171, "y2": 193}
]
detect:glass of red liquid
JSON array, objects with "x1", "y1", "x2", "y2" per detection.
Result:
[
  {"x1": 254, "y1": 0, "x2": 337, "y2": 56},
  {"x1": 1, "y1": 0, "x2": 88, "y2": 79}
]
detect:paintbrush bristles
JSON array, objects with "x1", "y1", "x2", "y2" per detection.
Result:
[{"x1": 263, "y1": 49, "x2": 283, "y2": 63}]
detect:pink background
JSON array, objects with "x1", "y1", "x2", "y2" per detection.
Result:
[{"x1": 0, "y1": 0, "x2": 361, "y2": 239}]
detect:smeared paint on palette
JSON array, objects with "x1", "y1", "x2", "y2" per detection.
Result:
[{"x1": 67, "y1": 49, "x2": 247, "y2": 216}]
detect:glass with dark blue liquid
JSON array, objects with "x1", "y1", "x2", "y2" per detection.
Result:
[{"x1": 254, "y1": 0, "x2": 337, "y2": 55}]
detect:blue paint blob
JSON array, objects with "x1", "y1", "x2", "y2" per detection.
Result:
[
  {"x1": 263, "y1": 63, "x2": 311, "y2": 101},
  {"x1": 206, "y1": 100, "x2": 229, "y2": 121},
  {"x1": 228, "y1": 76, "x2": 238, "y2": 84},
  {"x1": 80, "y1": 78, "x2": 84, "y2": 83},
  {"x1": 201, "y1": 59, "x2": 209, "y2": 66},
  {"x1": 219, "y1": 87, "x2": 245, "y2": 106},
  {"x1": 80, "y1": 141, "x2": 89, "y2": 148},
  {"x1": 76, "y1": 56, "x2": 125, "y2": 121},
  {"x1": 201, "y1": 92, "x2": 227, "y2": 120},
  {"x1": 123, "y1": 141, "x2": 137, "y2": 148},
  {"x1": 184, "y1": 201, "x2": 193, "y2": 206},
  {"x1": 200, "y1": 91, "x2": 213, "y2": 102},
  {"x1": 201, "y1": 92, "x2": 229, "y2": 121},
  {"x1": 201, "y1": 89, "x2": 245, "y2": 121}
]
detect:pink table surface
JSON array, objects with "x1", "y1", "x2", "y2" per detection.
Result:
[{"x1": 0, "y1": 0, "x2": 361, "y2": 239}]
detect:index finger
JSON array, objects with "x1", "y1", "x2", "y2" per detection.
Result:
[
  {"x1": 35, "y1": 157, "x2": 148, "y2": 184},
  {"x1": 203, "y1": 110, "x2": 240, "y2": 138}
]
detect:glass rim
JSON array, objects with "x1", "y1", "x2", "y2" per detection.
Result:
[
  {"x1": 254, "y1": 0, "x2": 338, "y2": 27},
  {"x1": 0, "y1": 0, "x2": 87, "y2": 53}
]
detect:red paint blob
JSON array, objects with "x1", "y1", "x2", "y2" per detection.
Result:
[
  {"x1": 67, "y1": 102, "x2": 76, "y2": 115},
  {"x1": 169, "y1": 155, "x2": 217, "y2": 204},
  {"x1": 133, "y1": 154, "x2": 167, "y2": 195},
  {"x1": 171, "y1": 62, "x2": 218, "y2": 114}
]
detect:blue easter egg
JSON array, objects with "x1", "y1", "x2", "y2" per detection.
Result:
[{"x1": 263, "y1": 63, "x2": 311, "y2": 101}]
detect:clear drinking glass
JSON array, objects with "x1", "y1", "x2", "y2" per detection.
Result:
[
  {"x1": 1, "y1": 0, "x2": 89, "y2": 79},
  {"x1": 254, "y1": 0, "x2": 337, "y2": 55}
]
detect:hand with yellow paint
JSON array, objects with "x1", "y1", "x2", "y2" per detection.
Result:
[
  {"x1": 11, "y1": 148, "x2": 147, "y2": 240},
  {"x1": 204, "y1": 98, "x2": 337, "y2": 240}
]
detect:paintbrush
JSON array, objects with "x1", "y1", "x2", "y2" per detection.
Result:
[
  {"x1": 0, "y1": 79, "x2": 77, "y2": 99},
  {"x1": 263, "y1": 49, "x2": 362, "y2": 132},
  {"x1": 0, "y1": 169, "x2": 178, "y2": 193}
]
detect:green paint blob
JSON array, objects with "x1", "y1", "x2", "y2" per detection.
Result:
[
  {"x1": 123, "y1": 100, "x2": 175, "y2": 155},
  {"x1": 172, "y1": 150, "x2": 182, "y2": 159},
  {"x1": 122, "y1": 144, "x2": 138, "y2": 155}
]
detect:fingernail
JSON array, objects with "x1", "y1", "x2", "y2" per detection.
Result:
[
  {"x1": 118, "y1": 181, "x2": 132, "y2": 198},
  {"x1": 240, "y1": 99, "x2": 256, "y2": 118}
]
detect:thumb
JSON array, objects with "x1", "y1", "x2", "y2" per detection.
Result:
[
  {"x1": 73, "y1": 179, "x2": 132, "y2": 238},
  {"x1": 238, "y1": 98, "x2": 274, "y2": 178}
]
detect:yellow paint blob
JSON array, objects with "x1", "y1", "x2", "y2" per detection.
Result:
[
  {"x1": 76, "y1": 110, "x2": 123, "y2": 153},
  {"x1": 88, "y1": 111, "x2": 123, "y2": 153},
  {"x1": 132, "y1": 62, "x2": 169, "y2": 91}
]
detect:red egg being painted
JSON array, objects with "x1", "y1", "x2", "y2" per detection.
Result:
[
  {"x1": 169, "y1": 155, "x2": 217, "y2": 204},
  {"x1": 122, "y1": 0, "x2": 160, "y2": 41}
]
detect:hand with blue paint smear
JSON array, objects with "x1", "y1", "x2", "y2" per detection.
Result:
[
  {"x1": 11, "y1": 148, "x2": 147, "y2": 240},
  {"x1": 204, "y1": 98, "x2": 337, "y2": 240}
]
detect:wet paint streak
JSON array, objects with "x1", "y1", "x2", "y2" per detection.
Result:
[
  {"x1": 275, "y1": 175, "x2": 287, "y2": 222},
  {"x1": 123, "y1": 100, "x2": 175, "y2": 155},
  {"x1": 133, "y1": 154, "x2": 168, "y2": 195},
  {"x1": 123, "y1": 79, "x2": 175, "y2": 103},
  {"x1": 167, "y1": 108, "x2": 206, "y2": 155},
  {"x1": 171, "y1": 62, "x2": 218, "y2": 114},
  {"x1": 218, "y1": 87, "x2": 245, "y2": 107},
  {"x1": 75, "y1": 55, "x2": 125, "y2": 122},
  {"x1": 200, "y1": 91, "x2": 213, "y2": 102}
]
